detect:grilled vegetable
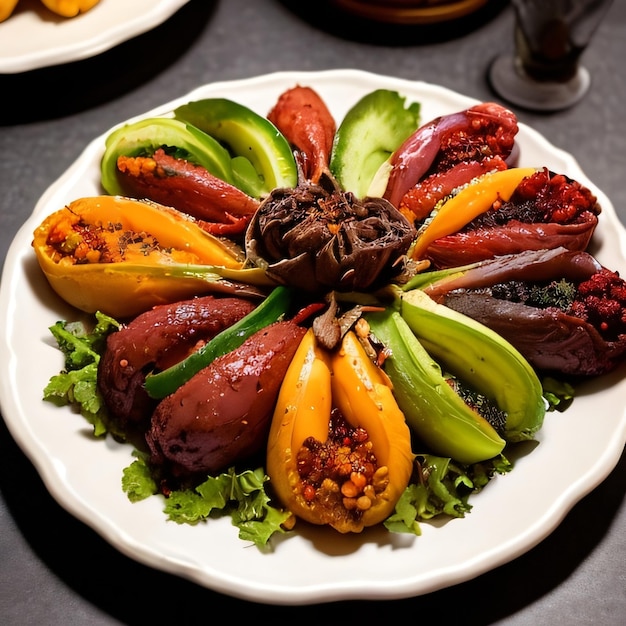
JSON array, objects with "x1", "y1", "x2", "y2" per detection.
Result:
[
  {"x1": 415, "y1": 167, "x2": 601, "y2": 269},
  {"x1": 98, "y1": 295, "x2": 257, "y2": 430},
  {"x1": 31, "y1": 196, "x2": 267, "y2": 318},
  {"x1": 144, "y1": 286, "x2": 294, "y2": 399},
  {"x1": 267, "y1": 85, "x2": 337, "y2": 184},
  {"x1": 245, "y1": 175, "x2": 417, "y2": 293},
  {"x1": 410, "y1": 167, "x2": 536, "y2": 260},
  {"x1": 382, "y1": 102, "x2": 519, "y2": 211},
  {"x1": 114, "y1": 147, "x2": 261, "y2": 236},
  {"x1": 101, "y1": 117, "x2": 234, "y2": 197},
  {"x1": 411, "y1": 247, "x2": 626, "y2": 376},
  {"x1": 267, "y1": 329, "x2": 414, "y2": 533},
  {"x1": 146, "y1": 320, "x2": 306, "y2": 477}
]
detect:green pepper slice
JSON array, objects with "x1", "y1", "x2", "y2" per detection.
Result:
[
  {"x1": 174, "y1": 98, "x2": 298, "y2": 198},
  {"x1": 144, "y1": 285, "x2": 293, "y2": 399},
  {"x1": 101, "y1": 117, "x2": 234, "y2": 196}
]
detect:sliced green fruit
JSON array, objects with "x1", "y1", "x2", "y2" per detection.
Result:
[
  {"x1": 366, "y1": 308, "x2": 506, "y2": 465},
  {"x1": 329, "y1": 89, "x2": 421, "y2": 198},
  {"x1": 174, "y1": 98, "x2": 298, "y2": 198},
  {"x1": 399, "y1": 288, "x2": 545, "y2": 443},
  {"x1": 100, "y1": 117, "x2": 233, "y2": 196}
]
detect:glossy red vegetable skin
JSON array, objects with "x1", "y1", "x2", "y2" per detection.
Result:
[
  {"x1": 426, "y1": 248, "x2": 626, "y2": 376},
  {"x1": 146, "y1": 320, "x2": 307, "y2": 477},
  {"x1": 426, "y1": 221, "x2": 597, "y2": 269},
  {"x1": 267, "y1": 85, "x2": 336, "y2": 183},
  {"x1": 116, "y1": 148, "x2": 259, "y2": 233},
  {"x1": 423, "y1": 248, "x2": 602, "y2": 301},
  {"x1": 444, "y1": 289, "x2": 626, "y2": 376},
  {"x1": 398, "y1": 156, "x2": 508, "y2": 222},
  {"x1": 425, "y1": 169, "x2": 601, "y2": 269},
  {"x1": 383, "y1": 102, "x2": 519, "y2": 212},
  {"x1": 98, "y1": 295, "x2": 256, "y2": 430}
]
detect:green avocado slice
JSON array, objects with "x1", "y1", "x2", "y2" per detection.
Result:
[
  {"x1": 329, "y1": 89, "x2": 421, "y2": 199},
  {"x1": 100, "y1": 117, "x2": 233, "y2": 197},
  {"x1": 366, "y1": 308, "x2": 506, "y2": 465},
  {"x1": 400, "y1": 288, "x2": 546, "y2": 443},
  {"x1": 174, "y1": 98, "x2": 298, "y2": 198}
]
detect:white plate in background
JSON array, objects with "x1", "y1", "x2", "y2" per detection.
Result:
[{"x1": 0, "y1": 0, "x2": 191, "y2": 73}]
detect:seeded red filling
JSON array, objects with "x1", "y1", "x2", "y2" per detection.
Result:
[
  {"x1": 295, "y1": 408, "x2": 389, "y2": 518},
  {"x1": 46, "y1": 215, "x2": 163, "y2": 265}
]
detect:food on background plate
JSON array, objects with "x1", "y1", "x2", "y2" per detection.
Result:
[
  {"x1": 0, "y1": 0, "x2": 18, "y2": 22},
  {"x1": 0, "y1": 0, "x2": 100, "y2": 22},
  {"x1": 36, "y1": 83, "x2": 626, "y2": 547},
  {"x1": 40, "y1": 0, "x2": 100, "y2": 17}
]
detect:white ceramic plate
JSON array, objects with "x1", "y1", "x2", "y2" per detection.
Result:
[
  {"x1": 1, "y1": 70, "x2": 625, "y2": 605},
  {"x1": 0, "y1": 0, "x2": 191, "y2": 73}
]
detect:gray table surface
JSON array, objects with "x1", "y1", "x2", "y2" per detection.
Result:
[{"x1": 1, "y1": 1, "x2": 625, "y2": 623}]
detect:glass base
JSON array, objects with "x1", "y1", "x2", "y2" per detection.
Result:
[{"x1": 488, "y1": 54, "x2": 590, "y2": 112}]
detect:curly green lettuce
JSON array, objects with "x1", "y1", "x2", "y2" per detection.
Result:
[
  {"x1": 123, "y1": 459, "x2": 292, "y2": 547},
  {"x1": 385, "y1": 454, "x2": 512, "y2": 535},
  {"x1": 43, "y1": 311, "x2": 119, "y2": 436}
]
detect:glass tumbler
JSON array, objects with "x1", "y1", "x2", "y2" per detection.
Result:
[{"x1": 489, "y1": 0, "x2": 614, "y2": 111}]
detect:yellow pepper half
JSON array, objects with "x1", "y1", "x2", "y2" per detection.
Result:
[
  {"x1": 40, "y1": 0, "x2": 100, "y2": 18},
  {"x1": 267, "y1": 328, "x2": 414, "y2": 533},
  {"x1": 330, "y1": 330, "x2": 415, "y2": 528},
  {"x1": 410, "y1": 167, "x2": 536, "y2": 260},
  {"x1": 31, "y1": 195, "x2": 260, "y2": 318}
]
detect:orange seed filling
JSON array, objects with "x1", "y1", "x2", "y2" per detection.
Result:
[{"x1": 296, "y1": 408, "x2": 389, "y2": 519}]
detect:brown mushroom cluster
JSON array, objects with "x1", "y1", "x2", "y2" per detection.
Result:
[{"x1": 245, "y1": 175, "x2": 417, "y2": 294}]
